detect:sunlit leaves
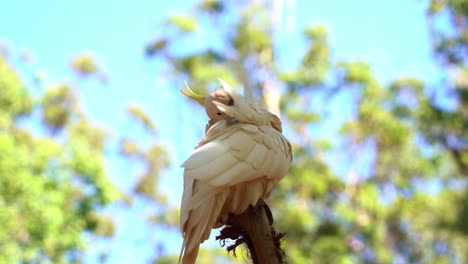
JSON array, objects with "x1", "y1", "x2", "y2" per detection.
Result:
[
  {"x1": 134, "y1": 144, "x2": 170, "y2": 202},
  {"x1": 66, "y1": 120, "x2": 112, "y2": 202},
  {"x1": 28, "y1": 137, "x2": 62, "y2": 174},
  {"x1": 173, "y1": 51, "x2": 238, "y2": 91},
  {"x1": 0, "y1": 53, "x2": 127, "y2": 262},
  {"x1": 70, "y1": 53, "x2": 98, "y2": 75},
  {"x1": 304, "y1": 25, "x2": 327, "y2": 40},
  {"x1": 286, "y1": 109, "x2": 321, "y2": 123},
  {"x1": 279, "y1": 26, "x2": 331, "y2": 87},
  {"x1": 338, "y1": 61, "x2": 384, "y2": 100},
  {"x1": 70, "y1": 53, "x2": 108, "y2": 83},
  {"x1": 121, "y1": 103, "x2": 171, "y2": 205},
  {"x1": 145, "y1": 144, "x2": 170, "y2": 169},
  {"x1": 0, "y1": 56, "x2": 32, "y2": 117},
  {"x1": 359, "y1": 102, "x2": 410, "y2": 147},
  {"x1": 168, "y1": 15, "x2": 198, "y2": 32},
  {"x1": 42, "y1": 84, "x2": 76, "y2": 131},
  {"x1": 85, "y1": 213, "x2": 115, "y2": 237},
  {"x1": 135, "y1": 171, "x2": 159, "y2": 200},
  {"x1": 150, "y1": 207, "x2": 179, "y2": 227},
  {"x1": 69, "y1": 119, "x2": 108, "y2": 151},
  {"x1": 192, "y1": 63, "x2": 237, "y2": 88},
  {"x1": 338, "y1": 61, "x2": 373, "y2": 84},
  {"x1": 119, "y1": 138, "x2": 139, "y2": 156},
  {"x1": 302, "y1": 27, "x2": 330, "y2": 82},
  {"x1": 233, "y1": 20, "x2": 272, "y2": 59},
  {"x1": 198, "y1": 0, "x2": 224, "y2": 13},
  {"x1": 127, "y1": 105, "x2": 157, "y2": 134},
  {"x1": 0, "y1": 132, "x2": 84, "y2": 263},
  {"x1": 454, "y1": 67, "x2": 468, "y2": 90},
  {"x1": 428, "y1": 0, "x2": 446, "y2": 14},
  {"x1": 355, "y1": 183, "x2": 381, "y2": 216}
]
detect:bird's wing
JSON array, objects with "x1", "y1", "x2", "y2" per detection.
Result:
[{"x1": 181, "y1": 123, "x2": 291, "y2": 187}]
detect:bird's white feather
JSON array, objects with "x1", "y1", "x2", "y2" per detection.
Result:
[
  {"x1": 184, "y1": 124, "x2": 290, "y2": 187},
  {"x1": 185, "y1": 153, "x2": 237, "y2": 182},
  {"x1": 181, "y1": 140, "x2": 229, "y2": 169},
  {"x1": 179, "y1": 80, "x2": 292, "y2": 264}
]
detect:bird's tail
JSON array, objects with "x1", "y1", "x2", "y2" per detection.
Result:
[
  {"x1": 179, "y1": 189, "x2": 229, "y2": 264},
  {"x1": 178, "y1": 240, "x2": 198, "y2": 264}
]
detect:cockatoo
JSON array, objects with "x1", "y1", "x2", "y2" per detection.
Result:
[{"x1": 179, "y1": 79, "x2": 292, "y2": 264}]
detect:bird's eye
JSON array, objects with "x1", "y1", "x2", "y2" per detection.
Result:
[{"x1": 216, "y1": 112, "x2": 222, "y2": 116}]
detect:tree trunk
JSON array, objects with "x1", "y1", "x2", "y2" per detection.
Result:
[{"x1": 216, "y1": 199, "x2": 286, "y2": 264}]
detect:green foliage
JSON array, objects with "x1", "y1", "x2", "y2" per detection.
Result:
[
  {"x1": 0, "y1": 133, "x2": 82, "y2": 263},
  {"x1": 119, "y1": 137, "x2": 140, "y2": 156},
  {"x1": 168, "y1": 15, "x2": 198, "y2": 32},
  {"x1": 233, "y1": 18, "x2": 272, "y2": 59},
  {"x1": 0, "y1": 57, "x2": 33, "y2": 117},
  {"x1": 127, "y1": 105, "x2": 157, "y2": 134},
  {"x1": 86, "y1": 212, "x2": 115, "y2": 237},
  {"x1": 281, "y1": 25, "x2": 331, "y2": 87},
  {"x1": 0, "y1": 51, "x2": 170, "y2": 262},
  {"x1": 0, "y1": 110, "x2": 115, "y2": 262},
  {"x1": 42, "y1": 84, "x2": 76, "y2": 131},
  {"x1": 428, "y1": 0, "x2": 467, "y2": 65},
  {"x1": 198, "y1": 0, "x2": 224, "y2": 13},
  {"x1": 70, "y1": 54, "x2": 99, "y2": 75},
  {"x1": 150, "y1": 207, "x2": 179, "y2": 227},
  {"x1": 338, "y1": 61, "x2": 373, "y2": 83},
  {"x1": 134, "y1": 143, "x2": 170, "y2": 202}
]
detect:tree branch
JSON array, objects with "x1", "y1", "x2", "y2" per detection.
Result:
[
  {"x1": 216, "y1": 199, "x2": 286, "y2": 264},
  {"x1": 448, "y1": 148, "x2": 468, "y2": 175},
  {"x1": 441, "y1": 135, "x2": 468, "y2": 175}
]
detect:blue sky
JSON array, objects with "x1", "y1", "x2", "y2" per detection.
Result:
[{"x1": 0, "y1": 0, "x2": 439, "y2": 263}]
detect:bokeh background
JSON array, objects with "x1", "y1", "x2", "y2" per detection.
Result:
[{"x1": 0, "y1": 0, "x2": 466, "y2": 263}]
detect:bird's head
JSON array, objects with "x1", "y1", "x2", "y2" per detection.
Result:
[
  {"x1": 180, "y1": 79, "x2": 283, "y2": 131},
  {"x1": 180, "y1": 80, "x2": 235, "y2": 123}
]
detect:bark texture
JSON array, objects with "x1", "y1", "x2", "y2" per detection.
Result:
[{"x1": 216, "y1": 199, "x2": 286, "y2": 264}]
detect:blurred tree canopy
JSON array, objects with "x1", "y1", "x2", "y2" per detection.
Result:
[
  {"x1": 0, "y1": 49, "x2": 172, "y2": 262},
  {"x1": 1, "y1": 0, "x2": 466, "y2": 263},
  {"x1": 0, "y1": 54, "x2": 120, "y2": 263},
  {"x1": 146, "y1": 0, "x2": 467, "y2": 263}
]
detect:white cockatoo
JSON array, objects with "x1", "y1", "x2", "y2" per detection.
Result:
[{"x1": 179, "y1": 79, "x2": 292, "y2": 264}]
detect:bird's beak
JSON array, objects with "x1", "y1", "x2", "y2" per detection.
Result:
[{"x1": 180, "y1": 81, "x2": 205, "y2": 106}]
